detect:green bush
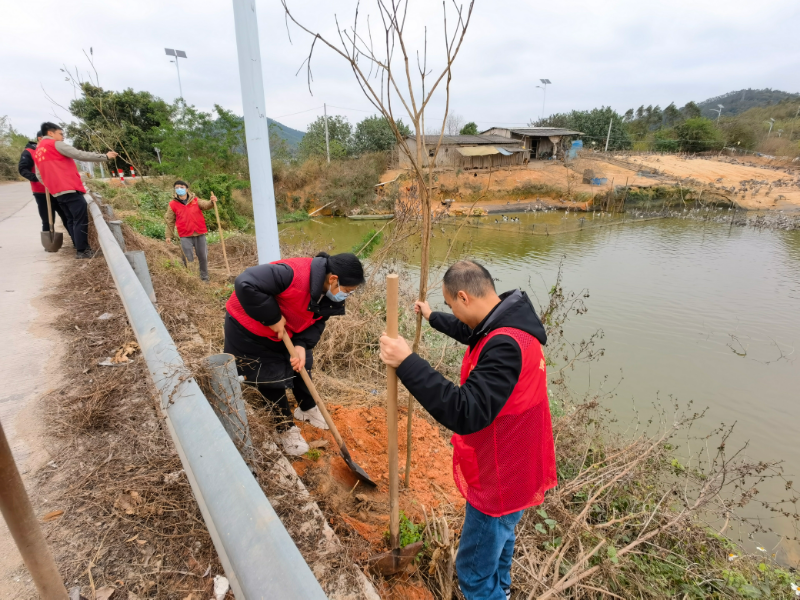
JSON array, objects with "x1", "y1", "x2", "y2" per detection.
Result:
[
  {"x1": 124, "y1": 214, "x2": 165, "y2": 239},
  {"x1": 675, "y1": 118, "x2": 724, "y2": 153}
]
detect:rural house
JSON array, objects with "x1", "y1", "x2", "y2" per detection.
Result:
[
  {"x1": 480, "y1": 127, "x2": 583, "y2": 160},
  {"x1": 398, "y1": 135, "x2": 525, "y2": 169}
]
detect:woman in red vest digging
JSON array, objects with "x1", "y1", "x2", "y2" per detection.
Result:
[
  {"x1": 164, "y1": 180, "x2": 216, "y2": 281},
  {"x1": 224, "y1": 252, "x2": 365, "y2": 456},
  {"x1": 379, "y1": 260, "x2": 557, "y2": 600}
]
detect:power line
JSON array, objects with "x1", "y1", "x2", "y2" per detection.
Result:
[{"x1": 273, "y1": 105, "x2": 324, "y2": 119}]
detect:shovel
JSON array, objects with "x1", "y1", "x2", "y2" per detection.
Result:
[
  {"x1": 368, "y1": 273, "x2": 424, "y2": 575},
  {"x1": 40, "y1": 189, "x2": 63, "y2": 252},
  {"x1": 281, "y1": 333, "x2": 376, "y2": 487},
  {"x1": 212, "y1": 193, "x2": 235, "y2": 283}
]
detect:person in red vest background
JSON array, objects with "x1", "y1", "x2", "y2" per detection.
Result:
[
  {"x1": 33, "y1": 122, "x2": 117, "y2": 258},
  {"x1": 379, "y1": 260, "x2": 557, "y2": 600},
  {"x1": 164, "y1": 180, "x2": 216, "y2": 282},
  {"x1": 18, "y1": 130, "x2": 70, "y2": 241},
  {"x1": 223, "y1": 252, "x2": 364, "y2": 456}
]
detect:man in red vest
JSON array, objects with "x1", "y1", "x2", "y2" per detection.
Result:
[
  {"x1": 33, "y1": 122, "x2": 118, "y2": 258},
  {"x1": 379, "y1": 260, "x2": 557, "y2": 600},
  {"x1": 18, "y1": 130, "x2": 70, "y2": 240},
  {"x1": 164, "y1": 180, "x2": 216, "y2": 282}
]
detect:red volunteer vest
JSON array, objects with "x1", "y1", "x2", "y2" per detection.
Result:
[
  {"x1": 452, "y1": 327, "x2": 557, "y2": 517},
  {"x1": 169, "y1": 197, "x2": 208, "y2": 238},
  {"x1": 25, "y1": 148, "x2": 46, "y2": 193},
  {"x1": 32, "y1": 138, "x2": 85, "y2": 195},
  {"x1": 226, "y1": 257, "x2": 322, "y2": 342}
]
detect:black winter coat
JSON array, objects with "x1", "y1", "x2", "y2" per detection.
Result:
[
  {"x1": 223, "y1": 256, "x2": 347, "y2": 388},
  {"x1": 18, "y1": 141, "x2": 38, "y2": 184},
  {"x1": 396, "y1": 290, "x2": 547, "y2": 435}
]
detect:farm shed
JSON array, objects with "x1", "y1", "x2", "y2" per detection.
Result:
[
  {"x1": 398, "y1": 135, "x2": 525, "y2": 169},
  {"x1": 480, "y1": 127, "x2": 583, "y2": 159}
]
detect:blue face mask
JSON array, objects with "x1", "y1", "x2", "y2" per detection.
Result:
[
  {"x1": 175, "y1": 187, "x2": 187, "y2": 196},
  {"x1": 326, "y1": 281, "x2": 351, "y2": 302}
]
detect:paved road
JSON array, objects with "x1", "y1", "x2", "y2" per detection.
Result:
[{"x1": 0, "y1": 181, "x2": 69, "y2": 597}]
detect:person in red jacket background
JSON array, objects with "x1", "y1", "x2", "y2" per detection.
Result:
[
  {"x1": 379, "y1": 260, "x2": 557, "y2": 600},
  {"x1": 33, "y1": 122, "x2": 118, "y2": 258},
  {"x1": 18, "y1": 130, "x2": 70, "y2": 240},
  {"x1": 164, "y1": 180, "x2": 216, "y2": 282}
]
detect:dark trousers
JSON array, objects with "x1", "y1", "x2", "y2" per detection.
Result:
[
  {"x1": 257, "y1": 373, "x2": 316, "y2": 431},
  {"x1": 55, "y1": 192, "x2": 89, "y2": 252},
  {"x1": 33, "y1": 192, "x2": 70, "y2": 238}
]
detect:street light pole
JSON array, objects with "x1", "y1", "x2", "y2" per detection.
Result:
[
  {"x1": 766, "y1": 118, "x2": 775, "y2": 137},
  {"x1": 164, "y1": 48, "x2": 188, "y2": 99},
  {"x1": 537, "y1": 79, "x2": 551, "y2": 120},
  {"x1": 324, "y1": 103, "x2": 330, "y2": 164},
  {"x1": 232, "y1": 0, "x2": 281, "y2": 264},
  {"x1": 604, "y1": 118, "x2": 613, "y2": 152},
  {"x1": 712, "y1": 104, "x2": 724, "y2": 124}
]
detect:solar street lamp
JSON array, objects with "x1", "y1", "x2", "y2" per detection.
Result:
[
  {"x1": 711, "y1": 104, "x2": 724, "y2": 124},
  {"x1": 536, "y1": 79, "x2": 551, "y2": 121},
  {"x1": 164, "y1": 48, "x2": 187, "y2": 99},
  {"x1": 766, "y1": 118, "x2": 775, "y2": 137}
]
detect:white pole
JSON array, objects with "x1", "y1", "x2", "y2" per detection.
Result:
[
  {"x1": 604, "y1": 118, "x2": 613, "y2": 152},
  {"x1": 175, "y1": 57, "x2": 184, "y2": 99},
  {"x1": 99, "y1": 162, "x2": 105, "y2": 179},
  {"x1": 232, "y1": 0, "x2": 281, "y2": 264},
  {"x1": 324, "y1": 103, "x2": 330, "y2": 163},
  {"x1": 541, "y1": 84, "x2": 547, "y2": 120}
]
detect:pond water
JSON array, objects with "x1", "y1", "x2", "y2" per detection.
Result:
[{"x1": 280, "y1": 210, "x2": 800, "y2": 559}]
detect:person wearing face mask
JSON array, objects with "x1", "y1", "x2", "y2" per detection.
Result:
[
  {"x1": 164, "y1": 180, "x2": 217, "y2": 281},
  {"x1": 223, "y1": 251, "x2": 365, "y2": 456}
]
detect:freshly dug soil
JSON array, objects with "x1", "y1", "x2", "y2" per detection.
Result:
[{"x1": 291, "y1": 402, "x2": 464, "y2": 558}]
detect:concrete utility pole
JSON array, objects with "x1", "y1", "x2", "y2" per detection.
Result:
[
  {"x1": 232, "y1": 0, "x2": 281, "y2": 264},
  {"x1": 324, "y1": 103, "x2": 331, "y2": 163},
  {"x1": 604, "y1": 118, "x2": 613, "y2": 152}
]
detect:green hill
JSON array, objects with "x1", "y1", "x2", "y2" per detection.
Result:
[
  {"x1": 267, "y1": 118, "x2": 304, "y2": 149},
  {"x1": 697, "y1": 89, "x2": 800, "y2": 119}
]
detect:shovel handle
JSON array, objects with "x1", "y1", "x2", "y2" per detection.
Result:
[
  {"x1": 386, "y1": 274, "x2": 400, "y2": 548},
  {"x1": 281, "y1": 333, "x2": 346, "y2": 451},
  {"x1": 45, "y1": 189, "x2": 55, "y2": 234},
  {"x1": 212, "y1": 194, "x2": 231, "y2": 278}
]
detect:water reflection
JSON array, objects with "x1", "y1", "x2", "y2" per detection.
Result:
[{"x1": 282, "y1": 214, "x2": 800, "y2": 558}]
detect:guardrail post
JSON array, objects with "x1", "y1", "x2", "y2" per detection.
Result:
[
  {"x1": 124, "y1": 251, "x2": 157, "y2": 305},
  {"x1": 0, "y1": 422, "x2": 69, "y2": 600},
  {"x1": 203, "y1": 354, "x2": 253, "y2": 461},
  {"x1": 107, "y1": 220, "x2": 126, "y2": 252},
  {"x1": 101, "y1": 204, "x2": 115, "y2": 219}
]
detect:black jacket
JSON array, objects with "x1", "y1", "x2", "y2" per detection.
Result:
[
  {"x1": 231, "y1": 256, "x2": 346, "y2": 350},
  {"x1": 18, "y1": 142, "x2": 38, "y2": 184},
  {"x1": 396, "y1": 290, "x2": 547, "y2": 435}
]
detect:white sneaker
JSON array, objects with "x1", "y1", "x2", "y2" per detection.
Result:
[
  {"x1": 294, "y1": 406, "x2": 329, "y2": 430},
  {"x1": 278, "y1": 426, "x2": 310, "y2": 456}
]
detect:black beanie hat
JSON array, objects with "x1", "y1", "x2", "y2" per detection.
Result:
[{"x1": 317, "y1": 252, "x2": 365, "y2": 286}]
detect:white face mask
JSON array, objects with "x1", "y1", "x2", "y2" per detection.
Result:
[{"x1": 175, "y1": 187, "x2": 187, "y2": 196}]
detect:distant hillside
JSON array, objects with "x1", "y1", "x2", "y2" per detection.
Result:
[
  {"x1": 267, "y1": 118, "x2": 304, "y2": 149},
  {"x1": 698, "y1": 89, "x2": 800, "y2": 118}
]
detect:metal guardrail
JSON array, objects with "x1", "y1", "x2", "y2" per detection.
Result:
[{"x1": 85, "y1": 195, "x2": 327, "y2": 599}]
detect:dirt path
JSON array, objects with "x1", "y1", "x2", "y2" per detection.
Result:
[{"x1": 0, "y1": 182, "x2": 70, "y2": 598}]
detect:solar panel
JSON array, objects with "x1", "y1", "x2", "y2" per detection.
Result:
[
  {"x1": 165, "y1": 48, "x2": 176, "y2": 56},
  {"x1": 176, "y1": 50, "x2": 187, "y2": 58}
]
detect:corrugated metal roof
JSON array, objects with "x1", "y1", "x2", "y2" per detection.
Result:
[
  {"x1": 480, "y1": 127, "x2": 583, "y2": 137},
  {"x1": 457, "y1": 146, "x2": 501, "y2": 156},
  {"x1": 406, "y1": 134, "x2": 520, "y2": 145}
]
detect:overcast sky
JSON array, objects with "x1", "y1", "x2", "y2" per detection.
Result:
[{"x1": 2, "y1": 0, "x2": 798, "y2": 139}]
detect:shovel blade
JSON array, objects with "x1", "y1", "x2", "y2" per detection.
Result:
[
  {"x1": 368, "y1": 541, "x2": 425, "y2": 576},
  {"x1": 41, "y1": 231, "x2": 64, "y2": 252},
  {"x1": 342, "y1": 454, "x2": 377, "y2": 488}
]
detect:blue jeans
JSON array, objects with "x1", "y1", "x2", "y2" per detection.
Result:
[{"x1": 456, "y1": 502, "x2": 524, "y2": 600}]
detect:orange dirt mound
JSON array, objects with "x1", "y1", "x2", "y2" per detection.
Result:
[{"x1": 294, "y1": 403, "x2": 464, "y2": 546}]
